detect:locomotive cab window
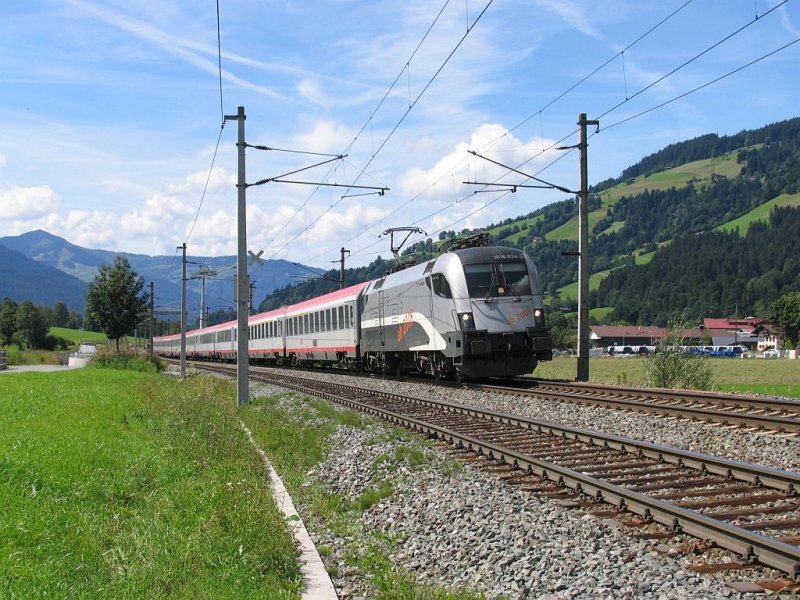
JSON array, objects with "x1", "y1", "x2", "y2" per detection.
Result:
[
  {"x1": 498, "y1": 262, "x2": 531, "y2": 296},
  {"x1": 426, "y1": 273, "x2": 452, "y2": 298},
  {"x1": 464, "y1": 263, "x2": 495, "y2": 298}
]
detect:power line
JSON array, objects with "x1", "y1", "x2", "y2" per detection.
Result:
[
  {"x1": 262, "y1": 0, "x2": 495, "y2": 263},
  {"x1": 594, "y1": 0, "x2": 790, "y2": 122},
  {"x1": 602, "y1": 36, "x2": 800, "y2": 132},
  {"x1": 298, "y1": 0, "x2": 697, "y2": 266},
  {"x1": 184, "y1": 125, "x2": 226, "y2": 245},
  {"x1": 215, "y1": 0, "x2": 224, "y2": 123},
  {"x1": 321, "y1": 1, "x2": 795, "y2": 265},
  {"x1": 259, "y1": 1, "x2": 452, "y2": 255}
]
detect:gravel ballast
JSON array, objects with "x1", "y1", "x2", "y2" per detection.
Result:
[{"x1": 248, "y1": 371, "x2": 799, "y2": 599}]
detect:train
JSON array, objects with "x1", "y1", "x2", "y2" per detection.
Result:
[{"x1": 153, "y1": 245, "x2": 553, "y2": 380}]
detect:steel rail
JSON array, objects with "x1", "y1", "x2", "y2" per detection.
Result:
[
  {"x1": 474, "y1": 380, "x2": 800, "y2": 433},
  {"x1": 505, "y1": 385, "x2": 800, "y2": 433},
  {"x1": 249, "y1": 372, "x2": 800, "y2": 579},
  {"x1": 529, "y1": 378, "x2": 800, "y2": 413}
]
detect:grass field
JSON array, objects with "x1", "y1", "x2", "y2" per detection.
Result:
[
  {"x1": 536, "y1": 355, "x2": 800, "y2": 398},
  {"x1": 49, "y1": 326, "x2": 108, "y2": 345},
  {"x1": 544, "y1": 153, "x2": 743, "y2": 243},
  {"x1": 715, "y1": 191, "x2": 800, "y2": 236},
  {"x1": 0, "y1": 368, "x2": 302, "y2": 598}
]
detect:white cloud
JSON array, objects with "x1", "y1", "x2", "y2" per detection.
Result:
[
  {"x1": 49, "y1": 209, "x2": 119, "y2": 248},
  {"x1": 397, "y1": 123, "x2": 558, "y2": 200},
  {"x1": 533, "y1": 0, "x2": 602, "y2": 38},
  {"x1": 164, "y1": 166, "x2": 236, "y2": 195},
  {"x1": 0, "y1": 185, "x2": 59, "y2": 220},
  {"x1": 305, "y1": 203, "x2": 393, "y2": 245},
  {"x1": 296, "y1": 79, "x2": 327, "y2": 107},
  {"x1": 64, "y1": 0, "x2": 285, "y2": 98},
  {"x1": 0, "y1": 153, "x2": 7, "y2": 169},
  {"x1": 292, "y1": 120, "x2": 355, "y2": 155},
  {"x1": 120, "y1": 194, "x2": 195, "y2": 237}
]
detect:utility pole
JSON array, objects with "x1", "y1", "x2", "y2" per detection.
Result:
[
  {"x1": 577, "y1": 113, "x2": 599, "y2": 382},
  {"x1": 149, "y1": 281, "x2": 154, "y2": 355},
  {"x1": 200, "y1": 273, "x2": 207, "y2": 328},
  {"x1": 225, "y1": 106, "x2": 249, "y2": 407},
  {"x1": 249, "y1": 280, "x2": 256, "y2": 315},
  {"x1": 338, "y1": 247, "x2": 349, "y2": 289},
  {"x1": 179, "y1": 243, "x2": 187, "y2": 378},
  {"x1": 194, "y1": 266, "x2": 217, "y2": 328}
]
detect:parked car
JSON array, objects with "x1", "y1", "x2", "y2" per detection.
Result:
[{"x1": 762, "y1": 349, "x2": 781, "y2": 358}]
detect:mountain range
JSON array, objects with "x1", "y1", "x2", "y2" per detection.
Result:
[{"x1": 0, "y1": 230, "x2": 319, "y2": 319}]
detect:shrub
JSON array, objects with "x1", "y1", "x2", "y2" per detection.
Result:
[
  {"x1": 88, "y1": 349, "x2": 165, "y2": 373},
  {"x1": 3, "y1": 344, "x2": 20, "y2": 365},
  {"x1": 643, "y1": 318, "x2": 714, "y2": 390}
]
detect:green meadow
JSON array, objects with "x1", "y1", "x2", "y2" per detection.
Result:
[
  {"x1": 536, "y1": 355, "x2": 800, "y2": 398},
  {"x1": 1, "y1": 363, "x2": 487, "y2": 599},
  {"x1": 0, "y1": 368, "x2": 301, "y2": 599}
]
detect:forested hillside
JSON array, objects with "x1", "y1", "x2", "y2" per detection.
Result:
[
  {"x1": 593, "y1": 206, "x2": 800, "y2": 324},
  {"x1": 257, "y1": 117, "x2": 800, "y2": 326}
]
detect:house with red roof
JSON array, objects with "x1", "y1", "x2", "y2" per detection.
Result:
[{"x1": 701, "y1": 317, "x2": 782, "y2": 351}]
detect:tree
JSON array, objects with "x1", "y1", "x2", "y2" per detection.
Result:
[
  {"x1": 14, "y1": 301, "x2": 49, "y2": 349},
  {"x1": 66, "y1": 310, "x2": 83, "y2": 330},
  {"x1": 53, "y1": 302, "x2": 70, "y2": 327},
  {"x1": 547, "y1": 310, "x2": 577, "y2": 351},
  {"x1": 769, "y1": 291, "x2": 800, "y2": 348},
  {"x1": 86, "y1": 256, "x2": 148, "y2": 352},
  {"x1": 0, "y1": 298, "x2": 18, "y2": 345}
]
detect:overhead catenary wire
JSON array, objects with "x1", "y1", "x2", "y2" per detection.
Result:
[
  {"x1": 298, "y1": 0, "x2": 698, "y2": 266},
  {"x1": 601, "y1": 36, "x2": 800, "y2": 132},
  {"x1": 262, "y1": 0, "x2": 496, "y2": 264},
  {"x1": 259, "y1": 0, "x2": 453, "y2": 255},
  {"x1": 181, "y1": 0, "x2": 230, "y2": 249},
  {"x1": 314, "y1": 0, "x2": 796, "y2": 267},
  {"x1": 228, "y1": 1, "x2": 793, "y2": 284}
]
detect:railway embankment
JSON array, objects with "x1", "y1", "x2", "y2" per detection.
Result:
[{"x1": 233, "y1": 366, "x2": 800, "y2": 597}]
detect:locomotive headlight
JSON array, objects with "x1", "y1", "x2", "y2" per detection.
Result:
[
  {"x1": 533, "y1": 308, "x2": 545, "y2": 326},
  {"x1": 458, "y1": 312, "x2": 476, "y2": 330}
]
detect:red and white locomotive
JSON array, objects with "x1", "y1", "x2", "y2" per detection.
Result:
[{"x1": 153, "y1": 245, "x2": 553, "y2": 379}]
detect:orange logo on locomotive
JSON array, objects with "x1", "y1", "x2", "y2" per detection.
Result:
[
  {"x1": 507, "y1": 308, "x2": 533, "y2": 325},
  {"x1": 397, "y1": 310, "x2": 415, "y2": 343}
]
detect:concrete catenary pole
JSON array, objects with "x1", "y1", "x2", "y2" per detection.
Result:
[
  {"x1": 577, "y1": 113, "x2": 599, "y2": 382},
  {"x1": 339, "y1": 247, "x2": 349, "y2": 290},
  {"x1": 149, "y1": 281, "x2": 154, "y2": 355},
  {"x1": 179, "y1": 243, "x2": 187, "y2": 378},
  {"x1": 225, "y1": 106, "x2": 249, "y2": 407}
]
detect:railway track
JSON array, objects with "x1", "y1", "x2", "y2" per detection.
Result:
[
  {"x1": 183, "y1": 361, "x2": 800, "y2": 580},
  {"x1": 473, "y1": 378, "x2": 800, "y2": 434},
  {"x1": 170, "y1": 358, "x2": 800, "y2": 433}
]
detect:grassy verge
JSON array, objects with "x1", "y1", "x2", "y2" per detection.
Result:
[
  {"x1": 2, "y1": 345, "x2": 64, "y2": 366},
  {"x1": 536, "y1": 356, "x2": 800, "y2": 398},
  {"x1": 241, "y1": 393, "x2": 482, "y2": 600},
  {"x1": 0, "y1": 369, "x2": 301, "y2": 598}
]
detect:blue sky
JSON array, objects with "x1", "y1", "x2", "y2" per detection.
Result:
[{"x1": 0, "y1": 0, "x2": 798, "y2": 271}]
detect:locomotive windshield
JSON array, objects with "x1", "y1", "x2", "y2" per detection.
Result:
[{"x1": 464, "y1": 261, "x2": 531, "y2": 298}]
